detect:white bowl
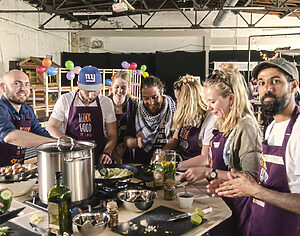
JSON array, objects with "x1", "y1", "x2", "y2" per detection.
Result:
[{"x1": 0, "y1": 178, "x2": 37, "y2": 197}]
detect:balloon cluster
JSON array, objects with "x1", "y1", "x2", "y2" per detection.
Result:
[
  {"x1": 65, "y1": 60, "x2": 82, "y2": 81},
  {"x1": 121, "y1": 61, "x2": 149, "y2": 78},
  {"x1": 36, "y1": 57, "x2": 58, "y2": 76}
]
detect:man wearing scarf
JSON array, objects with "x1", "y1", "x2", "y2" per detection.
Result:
[{"x1": 134, "y1": 75, "x2": 176, "y2": 164}]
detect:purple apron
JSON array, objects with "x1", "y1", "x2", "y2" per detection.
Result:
[
  {"x1": 178, "y1": 125, "x2": 202, "y2": 160},
  {"x1": 114, "y1": 96, "x2": 130, "y2": 143},
  {"x1": 209, "y1": 130, "x2": 251, "y2": 236},
  {"x1": 0, "y1": 112, "x2": 31, "y2": 167},
  {"x1": 247, "y1": 106, "x2": 300, "y2": 236},
  {"x1": 65, "y1": 91, "x2": 105, "y2": 164},
  {"x1": 114, "y1": 96, "x2": 136, "y2": 163}
]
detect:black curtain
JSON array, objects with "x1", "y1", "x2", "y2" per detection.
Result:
[
  {"x1": 61, "y1": 51, "x2": 205, "y2": 97},
  {"x1": 155, "y1": 51, "x2": 206, "y2": 98}
]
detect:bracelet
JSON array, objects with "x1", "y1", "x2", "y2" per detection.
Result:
[{"x1": 102, "y1": 152, "x2": 111, "y2": 158}]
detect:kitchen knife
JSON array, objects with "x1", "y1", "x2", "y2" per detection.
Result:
[
  {"x1": 0, "y1": 207, "x2": 25, "y2": 225},
  {"x1": 167, "y1": 207, "x2": 212, "y2": 222}
]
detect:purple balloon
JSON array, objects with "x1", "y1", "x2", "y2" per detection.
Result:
[
  {"x1": 66, "y1": 71, "x2": 75, "y2": 80},
  {"x1": 137, "y1": 70, "x2": 143, "y2": 76},
  {"x1": 121, "y1": 61, "x2": 130, "y2": 69}
]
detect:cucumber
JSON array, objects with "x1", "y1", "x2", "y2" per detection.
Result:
[{"x1": 0, "y1": 189, "x2": 12, "y2": 214}]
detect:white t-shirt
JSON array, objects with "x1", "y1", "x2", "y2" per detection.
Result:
[
  {"x1": 51, "y1": 90, "x2": 116, "y2": 136},
  {"x1": 199, "y1": 112, "x2": 217, "y2": 146},
  {"x1": 265, "y1": 117, "x2": 300, "y2": 193}
]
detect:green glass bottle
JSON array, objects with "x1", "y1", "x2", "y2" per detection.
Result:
[{"x1": 48, "y1": 172, "x2": 73, "y2": 236}]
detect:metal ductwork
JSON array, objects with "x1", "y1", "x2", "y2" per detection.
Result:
[{"x1": 213, "y1": 0, "x2": 240, "y2": 26}]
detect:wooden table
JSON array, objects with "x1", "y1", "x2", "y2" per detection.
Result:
[{"x1": 9, "y1": 177, "x2": 231, "y2": 235}]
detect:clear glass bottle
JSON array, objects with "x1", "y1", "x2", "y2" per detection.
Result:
[
  {"x1": 153, "y1": 162, "x2": 164, "y2": 190},
  {"x1": 48, "y1": 172, "x2": 73, "y2": 236},
  {"x1": 107, "y1": 200, "x2": 118, "y2": 228},
  {"x1": 164, "y1": 178, "x2": 175, "y2": 200}
]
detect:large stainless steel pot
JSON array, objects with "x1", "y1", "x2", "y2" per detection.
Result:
[{"x1": 36, "y1": 138, "x2": 96, "y2": 203}]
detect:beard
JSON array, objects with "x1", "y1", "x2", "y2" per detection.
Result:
[
  {"x1": 261, "y1": 91, "x2": 290, "y2": 118},
  {"x1": 6, "y1": 88, "x2": 29, "y2": 105},
  {"x1": 145, "y1": 101, "x2": 163, "y2": 115}
]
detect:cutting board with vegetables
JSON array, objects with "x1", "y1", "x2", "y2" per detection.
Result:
[
  {"x1": 112, "y1": 205, "x2": 207, "y2": 236},
  {"x1": 0, "y1": 222, "x2": 40, "y2": 236}
]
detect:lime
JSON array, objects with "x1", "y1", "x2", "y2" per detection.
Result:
[
  {"x1": 194, "y1": 208, "x2": 205, "y2": 218},
  {"x1": 190, "y1": 213, "x2": 202, "y2": 225},
  {"x1": 0, "y1": 189, "x2": 12, "y2": 214}
]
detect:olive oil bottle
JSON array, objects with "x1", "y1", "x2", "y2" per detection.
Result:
[{"x1": 48, "y1": 172, "x2": 73, "y2": 235}]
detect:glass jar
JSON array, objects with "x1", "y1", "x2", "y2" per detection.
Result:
[
  {"x1": 164, "y1": 179, "x2": 175, "y2": 200},
  {"x1": 107, "y1": 201, "x2": 119, "y2": 228}
]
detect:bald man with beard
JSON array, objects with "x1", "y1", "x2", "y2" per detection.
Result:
[{"x1": 0, "y1": 70, "x2": 54, "y2": 167}]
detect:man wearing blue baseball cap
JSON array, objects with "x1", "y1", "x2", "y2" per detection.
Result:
[{"x1": 47, "y1": 66, "x2": 117, "y2": 164}]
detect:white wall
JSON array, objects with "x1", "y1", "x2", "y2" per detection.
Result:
[
  {"x1": 77, "y1": 11, "x2": 300, "y2": 53},
  {"x1": 0, "y1": 0, "x2": 70, "y2": 77}
]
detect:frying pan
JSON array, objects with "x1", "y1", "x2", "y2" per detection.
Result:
[
  {"x1": 0, "y1": 164, "x2": 38, "y2": 183},
  {"x1": 95, "y1": 164, "x2": 137, "y2": 187}
]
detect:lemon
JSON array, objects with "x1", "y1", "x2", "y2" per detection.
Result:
[
  {"x1": 194, "y1": 208, "x2": 205, "y2": 218},
  {"x1": 190, "y1": 213, "x2": 202, "y2": 225}
]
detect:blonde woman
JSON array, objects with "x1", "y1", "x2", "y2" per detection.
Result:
[
  {"x1": 162, "y1": 75, "x2": 216, "y2": 167},
  {"x1": 180, "y1": 64, "x2": 262, "y2": 236},
  {"x1": 109, "y1": 71, "x2": 138, "y2": 163}
]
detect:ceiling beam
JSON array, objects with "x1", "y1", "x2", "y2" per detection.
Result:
[
  {"x1": 41, "y1": 25, "x2": 300, "y2": 30},
  {"x1": 39, "y1": 14, "x2": 56, "y2": 29}
]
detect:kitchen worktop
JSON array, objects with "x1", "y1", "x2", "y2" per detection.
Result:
[{"x1": 9, "y1": 177, "x2": 231, "y2": 235}]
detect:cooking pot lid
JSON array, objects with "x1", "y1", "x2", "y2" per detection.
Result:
[{"x1": 36, "y1": 139, "x2": 96, "y2": 153}]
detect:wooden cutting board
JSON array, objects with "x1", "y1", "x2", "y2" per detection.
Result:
[{"x1": 112, "y1": 205, "x2": 207, "y2": 236}]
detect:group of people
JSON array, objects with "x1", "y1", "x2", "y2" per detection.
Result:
[{"x1": 0, "y1": 57, "x2": 299, "y2": 235}]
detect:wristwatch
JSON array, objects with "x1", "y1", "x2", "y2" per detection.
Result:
[{"x1": 209, "y1": 168, "x2": 218, "y2": 180}]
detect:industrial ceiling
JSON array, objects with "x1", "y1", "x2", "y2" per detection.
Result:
[{"x1": 4, "y1": 0, "x2": 300, "y2": 30}]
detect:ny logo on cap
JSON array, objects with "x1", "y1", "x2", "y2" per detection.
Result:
[{"x1": 85, "y1": 74, "x2": 96, "y2": 82}]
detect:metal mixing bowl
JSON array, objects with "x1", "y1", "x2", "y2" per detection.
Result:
[
  {"x1": 117, "y1": 189, "x2": 157, "y2": 213},
  {"x1": 73, "y1": 212, "x2": 109, "y2": 236}
]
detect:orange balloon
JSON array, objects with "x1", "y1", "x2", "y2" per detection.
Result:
[{"x1": 42, "y1": 57, "x2": 52, "y2": 68}]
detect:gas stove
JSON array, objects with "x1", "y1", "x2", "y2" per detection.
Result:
[{"x1": 25, "y1": 180, "x2": 153, "y2": 216}]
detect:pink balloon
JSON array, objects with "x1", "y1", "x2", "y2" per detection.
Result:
[
  {"x1": 73, "y1": 66, "x2": 81, "y2": 75},
  {"x1": 129, "y1": 62, "x2": 137, "y2": 70},
  {"x1": 137, "y1": 70, "x2": 143, "y2": 76},
  {"x1": 66, "y1": 71, "x2": 75, "y2": 80},
  {"x1": 36, "y1": 65, "x2": 46, "y2": 74}
]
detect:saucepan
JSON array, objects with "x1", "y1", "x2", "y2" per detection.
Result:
[{"x1": 36, "y1": 137, "x2": 96, "y2": 203}]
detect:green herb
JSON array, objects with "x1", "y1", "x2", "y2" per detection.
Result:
[
  {"x1": 141, "y1": 165, "x2": 154, "y2": 176},
  {"x1": 0, "y1": 226, "x2": 9, "y2": 235}
]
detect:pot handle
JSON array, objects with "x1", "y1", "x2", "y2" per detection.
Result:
[
  {"x1": 57, "y1": 136, "x2": 75, "y2": 151},
  {"x1": 64, "y1": 156, "x2": 91, "y2": 162}
]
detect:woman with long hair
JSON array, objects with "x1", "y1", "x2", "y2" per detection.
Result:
[
  {"x1": 162, "y1": 75, "x2": 216, "y2": 167},
  {"x1": 180, "y1": 64, "x2": 262, "y2": 235},
  {"x1": 109, "y1": 71, "x2": 138, "y2": 163}
]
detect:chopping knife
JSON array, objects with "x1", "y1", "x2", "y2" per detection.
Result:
[
  {"x1": 0, "y1": 207, "x2": 25, "y2": 225},
  {"x1": 167, "y1": 207, "x2": 212, "y2": 221}
]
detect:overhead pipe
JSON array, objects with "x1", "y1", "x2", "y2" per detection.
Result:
[{"x1": 213, "y1": 0, "x2": 240, "y2": 26}]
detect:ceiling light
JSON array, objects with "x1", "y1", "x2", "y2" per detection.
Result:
[
  {"x1": 112, "y1": 0, "x2": 135, "y2": 13},
  {"x1": 112, "y1": 2, "x2": 128, "y2": 13},
  {"x1": 222, "y1": 6, "x2": 266, "y2": 10},
  {"x1": 73, "y1": 12, "x2": 113, "y2": 16}
]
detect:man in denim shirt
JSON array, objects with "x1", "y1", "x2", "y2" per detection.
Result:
[{"x1": 0, "y1": 70, "x2": 53, "y2": 166}]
